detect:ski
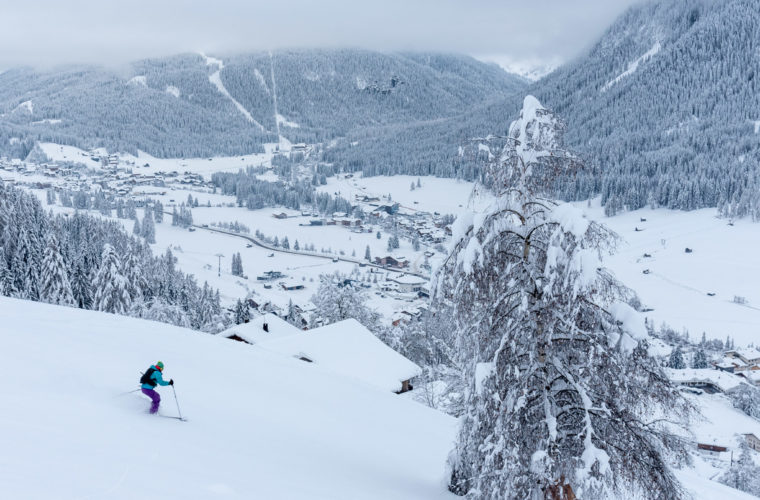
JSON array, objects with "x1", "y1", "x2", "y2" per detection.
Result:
[{"x1": 158, "y1": 415, "x2": 188, "y2": 422}]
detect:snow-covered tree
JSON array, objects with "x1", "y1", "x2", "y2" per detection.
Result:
[
  {"x1": 39, "y1": 234, "x2": 74, "y2": 306},
  {"x1": 282, "y1": 236, "x2": 290, "y2": 250},
  {"x1": 311, "y1": 272, "x2": 380, "y2": 330},
  {"x1": 132, "y1": 217, "x2": 141, "y2": 236},
  {"x1": 153, "y1": 200, "x2": 164, "y2": 223},
  {"x1": 91, "y1": 244, "x2": 131, "y2": 314},
  {"x1": 294, "y1": 239, "x2": 300, "y2": 251},
  {"x1": 141, "y1": 208, "x2": 156, "y2": 244},
  {"x1": 692, "y1": 348, "x2": 708, "y2": 369},
  {"x1": 730, "y1": 384, "x2": 760, "y2": 420},
  {"x1": 435, "y1": 96, "x2": 689, "y2": 499},
  {"x1": 364, "y1": 245, "x2": 371, "y2": 261},
  {"x1": 721, "y1": 441, "x2": 760, "y2": 494},
  {"x1": 234, "y1": 299, "x2": 250, "y2": 325},
  {"x1": 231, "y1": 252, "x2": 244, "y2": 277},
  {"x1": 668, "y1": 346, "x2": 686, "y2": 369}
]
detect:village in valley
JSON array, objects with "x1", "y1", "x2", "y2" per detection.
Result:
[{"x1": 0, "y1": 141, "x2": 464, "y2": 332}]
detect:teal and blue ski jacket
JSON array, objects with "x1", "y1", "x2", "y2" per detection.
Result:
[{"x1": 141, "y1": 365, "x2": 170, "y2": 390}]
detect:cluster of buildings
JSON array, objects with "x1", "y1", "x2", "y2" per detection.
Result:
[{"x1": 0, "y1": 155, "x2": 210, "y2": 198}]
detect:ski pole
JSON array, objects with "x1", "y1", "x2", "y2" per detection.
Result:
[
  {"x1": 115, "y1": 388, "x2": 141, "y2": 397},
  {"x1": 172, "y1": 385, "x2": 183, "y2": 420}
]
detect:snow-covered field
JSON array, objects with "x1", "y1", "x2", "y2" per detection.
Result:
[
  {"x1": 0, "y1": 297, "x2": 457, "y2": 500},
  {"x1": 318, "y1": 174, "x2": 476, "y2": 215},
  {"x1": 577, "y1": 200, "x2": 760, "y2": 346}
]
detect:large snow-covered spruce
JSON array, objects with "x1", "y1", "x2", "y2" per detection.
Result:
[{"x1": 434, "y1": 96, "x2": 689, "y2": 499}]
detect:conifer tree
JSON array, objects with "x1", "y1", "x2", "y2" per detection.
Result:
[
  {"x1": 668, "y1": 346, "x2": 686, "y2": 369},
  {"x1": 692, "y1": 348, "x2": 708, "y2": 369},
  {"x1": 91, "y1": 244, "x2": 131, "y2": 314},
  {"x1": 142, "y1": 209, "x2": 156, "y2": 244},
  {"x1": 39, "y1": 234, "x2": 75, "y2": 306}
]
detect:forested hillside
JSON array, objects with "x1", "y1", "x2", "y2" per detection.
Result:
[
  {"x1": 0, "y1": 50, "x2": 525, "y2": 160},
  {"x1": 529, "y1": 0, "x2": 760, "y2": 217}
]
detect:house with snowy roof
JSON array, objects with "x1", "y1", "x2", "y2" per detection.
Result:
[
  {"x1": 219, "y1": 313, "x2": 302, "y2": 345},
  {"x1": 724, "y1": 348, "x2": 760, "y2": 371},
  {"x1": 222, "y1": 317, "x2": 420, "y2": 394},
  {"x1": 665, "y1": 368, "x2": 749, "y2": 394},
  {"x1": 265, "y1": 319, "x2": 420, "y2": 393},
  {"x1": 388, "y1": 274, "x2": 428, "y2": 294}
]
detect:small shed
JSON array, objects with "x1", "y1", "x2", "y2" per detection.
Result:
[{"x1": 697, "y1": 443, "x2": 727, "y2": 454}]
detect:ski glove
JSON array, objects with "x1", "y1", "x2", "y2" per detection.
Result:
[{"x1": 169, "y1": 379, "x2": 174, "y2": 385}]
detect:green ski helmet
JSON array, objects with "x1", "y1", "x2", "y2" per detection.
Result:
[{"x1": 156, "y1": 361, "x2": 164, "y2": 371}]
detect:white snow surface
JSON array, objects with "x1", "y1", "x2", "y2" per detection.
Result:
[
  {"x1": 754, "y1": 120, "x2": 760, "y2": 134},
  {"x1": 253, "y1": 68, "x2": 270, "y2": 94},
  {"x1": 219, "y1": 313, "x2": 302, "y2": 344},
  {"x1": 128, "y1": 75, "x2": 147, "y2": 87},
  {"x1": 317, "y1": 174, "x2": 476, "y2": 216},
  {"x1": 276, "y1": 113, "x2": 300, "y2": 128},
  {"x1": 0, "y1": 297, "x2": 456, "y2": 500},
  {"x1": 165, "y1": 85, "x2": 181, "y2": 98},
  {"x1": 575, "y1": 199, "x2": 760, "y2": 346},
  {"x1": 255, "y1": 318, "x2": 422, "y2": 393},
  {"x1": 13, "y1": 100, "x2": 33, "y2": 114},
  {"x1": 602, "y1": 42, "x2": 661, "y2": 92},
  {"x1": 31, "y1": 118, "x2": 62, "y2": 125}
]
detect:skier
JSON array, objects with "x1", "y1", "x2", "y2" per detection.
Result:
[{"x1": 140, "y1": 361, "x2": 173, "y2": 414}]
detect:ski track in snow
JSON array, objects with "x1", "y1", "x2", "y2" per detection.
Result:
[
  {"x1": 601, "y1": 41, "x2": 661, "y2": 92},
  {"x1": 269, "y1": 51, "x2": 281, "y2": 138},
  {"x1": 201, "y1": 52, "x2": 266, "y2": 132},
  {"x1": 253, "y1": 68, "x2": 270, "y2": 95}
]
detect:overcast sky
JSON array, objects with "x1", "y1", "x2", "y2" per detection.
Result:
[{"x1": 3, "y1": 0, "x2": 644, "y2": 72}]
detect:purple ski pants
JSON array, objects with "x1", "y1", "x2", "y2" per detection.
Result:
[{"x1": 141, "y1": 388, "x2": 161, "y2": 414}]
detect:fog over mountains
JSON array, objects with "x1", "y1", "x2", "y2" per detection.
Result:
[{"x1": 1, "y1": 0, "x2": 759, "y2": 215}]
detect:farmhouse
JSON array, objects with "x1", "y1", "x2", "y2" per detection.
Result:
[
  {"x1": 726, "y1": 348, "x2": 760, "y2": 366},
  {"x1": 240, "y1": 318, "x2": 420, "y2": 393},
  {"x1": 744, "y1": 433, "x2": 760, "y2": 452},
  {"x1": 280, "y1": 280, "x2": 305, "y2": 291},
  {"x1": 220, "y1": 315, "x2": 420, "y2": 393},
  {"x1": 257, "y1": 270, "x2": 285, "y2": 281},
  {"x1": 666, "y1": 368, "x2": 748, "y2": 394},
  {"x1": 218, "y1": 313, "x2": 302, "y2": 345},
  {"x1": 388, "y1": 274, "x2": 428, "y2": 294},
  {"x1": 374, "y1": 256, "x2": 409, "y2": 269}
]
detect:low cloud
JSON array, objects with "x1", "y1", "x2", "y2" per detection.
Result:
[{"x1": 2, "y1": 0, "x2": 643, "y2": 69}]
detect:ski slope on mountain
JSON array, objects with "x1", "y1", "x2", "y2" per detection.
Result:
[{"x1": 0, "y1": 297, "x2": 457, "y2": 500}]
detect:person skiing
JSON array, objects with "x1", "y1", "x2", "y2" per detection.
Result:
[{"x1": 140, "y1": 361, "x2": 173, "y2": 414}]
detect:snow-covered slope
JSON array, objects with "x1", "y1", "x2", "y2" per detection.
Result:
[
  {"x1": 577, "y1": 200, "x2": 760, "y2": 346},
  {"x1": 0, "y1": 297, "x2": 457, "y2": 500}
]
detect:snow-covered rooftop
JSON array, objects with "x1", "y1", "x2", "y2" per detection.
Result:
[
  {"x1": 261, "y1": 318, "x2": 421, "y2": 393},
  {"x1": 389, "y1": 274, "x2": 428, "y2": 285},
  {"x1": 666, "y1": 368, "x2": 748, "y2": 393},
  {"x1": 218, "y1": 313, "x2": 302, "y2": 344},
  {"x1": 727, "y1": 348, "x2": 760, "y2": 362}
]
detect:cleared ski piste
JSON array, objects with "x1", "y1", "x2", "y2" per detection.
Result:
[{"x1": 0, "y1": 297, "x2": 457, "y2": 500}]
